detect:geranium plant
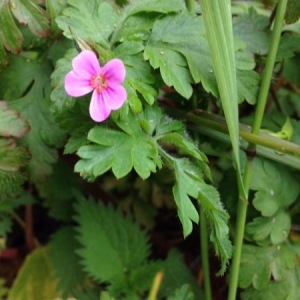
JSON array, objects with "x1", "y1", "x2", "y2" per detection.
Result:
[{"x1": 0, "y1": 0, "x2": 300, "y2": 299}]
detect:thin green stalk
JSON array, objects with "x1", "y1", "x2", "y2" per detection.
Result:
[
  {"x1": 252, "y1": 1, "x2": 288, "y2": 135},
  {"x1": 200, "y1": 209, "x2": 212, "y2": 300},
  {"x1": 228, "y1": 1, "x2": 288, "y2": 300}
]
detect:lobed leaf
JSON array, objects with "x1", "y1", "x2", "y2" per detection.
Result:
[
  {"x1": 0, "y1": 55, "x2": 66, "y2": 182},
  {"x1": 0, "y1": 101, "x2": 29, "y2": 138},
  {"x1": 11, "y1": 0, "x2": 51, "y2": 38}
]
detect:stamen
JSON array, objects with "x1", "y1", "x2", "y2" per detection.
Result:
[{"x1": 90, "y1": 74, "x2": 107, "y2": 93}]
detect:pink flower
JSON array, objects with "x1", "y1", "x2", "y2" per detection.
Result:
[{"x1": 64, "y1": 50, "x2": 127, "y2": 122}]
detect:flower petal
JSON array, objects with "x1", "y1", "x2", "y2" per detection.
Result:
[
  {"x1": 65, "y1": 71, "x2": 93, "y2": 97},
  {"x1": 72, "y1": 50, "x2": 101, "y2": 78},
  {"x1": 101, "y1": 58, "x2": 126, "y2": 83},
  {"x1": 103, "y1": 82, "x2": 127, "y2": 110},
  {"x1": 89, "y1": 91, "x2": 111, "y2": 122}
]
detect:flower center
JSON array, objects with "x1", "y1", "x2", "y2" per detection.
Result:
[{"x1": 90, "y1": 74, "x2": 107, "y2": 93}]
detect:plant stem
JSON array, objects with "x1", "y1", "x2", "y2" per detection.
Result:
[
  {"x1": 252, "y1": 0, "x2": 288, "y2": 135},
  {"x1": 200, "y1": 209, "x2": 212, "y2": 300},
  {"x1": 148, "y1": 271, "x2": 164, "y2": 300},
  {"x1": 227, "y1": 1, "x2": 288, "y2": 299}
]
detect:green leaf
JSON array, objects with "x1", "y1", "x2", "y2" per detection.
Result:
[
  {"x1": 125, "y1": 0, "x2": 185, "y2": 16},
  {"x1": 48, "y1": 227, "x2": 86, "y2": 296},
  {"x1": 200, "y1": 0, "x2": 245, "y2": 197},
  {"x1": 246, "y1": 210, "x2": 291, "y2": 245},
  {"x1": 0, "y1": 1, "x2": 23, "y2": 60},
  {"x1": 0, "y1": 279, "x2": 8, "y2": 300},
  {"x1": 11, "y1": 0, "x2": 51, "y2": 37},
  {"x1": 233, "y1": 8, "x2": 270, "y2": 55},
  {"x1": 0, "y1": 139, "x2": 29, "y2": 201},
  {"x1": 0, "y1": 101, "x2": 29, "y2": 138},
  {"x1": 74, "y1": 198, "x2": 150, "y2": 283},
  {"x1": 56, "y1": 0, "x2": 117, "y2": 49},
  {"x1": 144, "y1": 12, "x2": 208, "y2": 99},
  {"x1": 0, "y1": 55, "x2": 66, "y2": 182},
  {"x1": 51, "y1": 48, "x2": 77, "y2": 115},
  {"x1": 239, "y1": 243, "x2": 300, "y2": 299},
  {"x1": 167, "y1": 284, "x2": 195, "y2": 300},
  {"x1": 45, "y1": 0, "x2": 68, "y2": 34},
  {"x1": 75, "y1": 112, "x2": 160, "y2": 180},
  {"x1": 250, "y1": 158, "x2": 299, "y2": 217},
  {"x1": 40, "y1": 160, "x2": 82, "y2": 222},
  {"x1": 285, "y1": 0, "x2": 300, "y2": 24},
  {"x1": 8, "y1": 248, "x2": 61, "y2": 300},
  {"x1": 159, "y1": 250, "x2": 203, "y2": 299},
  {"x1": 172, "y1": 159, "x2": 200, "y2": 237},
  {"x1": 169, "y1": 157, "x2": 231, "y2": 273}
]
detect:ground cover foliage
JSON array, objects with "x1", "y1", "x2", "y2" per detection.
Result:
[{"x1": 0, "y1": 0, "x2": 300, "y2": 299}]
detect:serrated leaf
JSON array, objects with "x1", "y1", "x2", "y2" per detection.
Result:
[
  {"x1": 0, "y1": 101, "x2": 29, "y2": 138},
  {"x1": 75, "y1": 113, "x2": 160, "y2": 180},
  {"x1": 172, "y1": 159, "x2": 201, "y2": 236},
  {"x1": 74, "y1": 198, "x2": 150, "y2": 283},
  {"x1": 144, "y1": 12, "x2": 206, "y2": 99},
  {"x1": 48, "y1": 227, "x2": 86, "y2": 296},
  {"x1": 0, "y1": 55, "x2": 66, "y2": 182},
  {"x1": 56, "y1": 0, "x2": 117, "y2": 49},
  {"x1": 251, "y1": 158, "x2": 299, "y2": 217},
  {"x1": 11, "y1": 0, "x2": 51, "y2": 37},
  {"x1": 8, "y1": 247, "x2": 61, "y2": 300}
]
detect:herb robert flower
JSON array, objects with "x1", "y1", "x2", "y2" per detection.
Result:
[{"x1": 64, "y1": 50, "x2": 127, "y2": 122}]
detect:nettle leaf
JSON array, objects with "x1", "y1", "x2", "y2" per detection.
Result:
[
  {"x1": 0, "y1": 55, "x2": 66, "y2": 182},
  {"x1": 250, "y1": 158, "x2": 299, "y2": 217},
  {"x1": 56, "y1": 0, "x2": 117, "y2": 49},
  {"x1": 74, "y1": 198, "x2": 150, "y2": 283},
  {"x1": 48, "y1": 227, "x2": 86, "y2": 296},
  {"x1": 239, "y1": 243, "x2": 300, "y2": 299},
  {"x1": 75, "y1": 111, "x2": 160, "y2": 180},
  {"x1": 11, "y1": 0, "x2": 51, "y2": 38}
]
